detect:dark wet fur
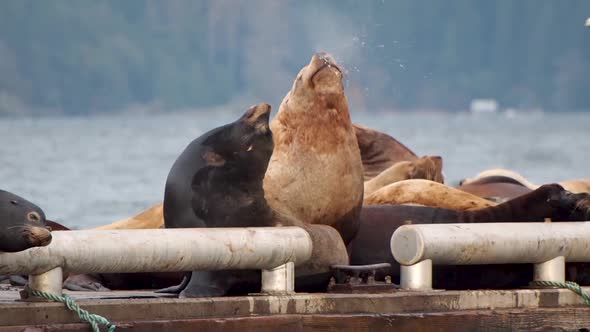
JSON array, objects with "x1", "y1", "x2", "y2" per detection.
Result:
[
  {"x1": 162, "y1": 105, "x2": 279, "y2": 297},
  {"x1": 0, "y1": 190, "x2": 52, "y2": 252}
]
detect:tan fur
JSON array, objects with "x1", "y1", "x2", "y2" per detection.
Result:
[
  {"x1": 462, "y1": 168, "x2": 590, "y2": 193},
  {"x1": 461, "y1": 168, "x2": 538, "y2": 189},
  {"x1": 93, "y1": 203, "x2": 164, "y2": 230},
  {"x1": 364, "y1": 156, "x2": 444, "y2": 196},
  {"x1": 555, "y1": 179, "x2": 590, "y2": 194},
  {"x1": 263, "y1": 53, "x2": 364, "y2": 235},
  {"x1": 364, "y1": 179, "x2": 497, "y2": 210},
  {"x1": 297, "y1": 224, "x2": 349, "y2": 277},
  {"x1": 22, "y1": 225, "x2": 52, "y2": 247}
]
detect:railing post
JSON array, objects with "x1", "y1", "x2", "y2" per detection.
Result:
[
  {"x1": 261, "y1": 262, "x2": 295, "y2": 295},
  {"x1": 534, "y1": 256, "x2": 565, "y2": 283},
  {"x1": 400, "y1": 259, "x2": 432, "y2": 290},
  {"x1": 24, "y1": 267, "x2": 63, "y2": 300}
]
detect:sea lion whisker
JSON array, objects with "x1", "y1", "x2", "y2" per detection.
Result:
[{"x1": 5, "y1": 225, "x2": 26, "y2": 230}]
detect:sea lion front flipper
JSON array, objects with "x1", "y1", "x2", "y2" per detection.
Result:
[
  {"x1": 155, "y1": 273, "x2": 190, "y2": 294},
  {"x1": 63, "y1": 274, "x2": 110, "y2": 292},
  {"x1": 8, "y1": 275, "x2": 28, "y2": 286}
]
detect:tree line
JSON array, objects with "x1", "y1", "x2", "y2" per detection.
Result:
[{"x1": 0, "y1": 0, "x2": 589, "y2": 115}]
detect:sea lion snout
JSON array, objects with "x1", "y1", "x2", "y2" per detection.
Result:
[
  {"x1": 242, "y1": 103, "x2": 271, "y2": 133},
  {"x1": 308, "y1": 53, "x2": 343, "y2": 92},
  {"x1": 22, "y1": 224, "x2": 52, "y2": 247}
]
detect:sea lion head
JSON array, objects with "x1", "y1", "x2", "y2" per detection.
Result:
[
  {"x1": 0, "y1": 190, "x2": 52, "y2": 252},
  {"x1": 543, "y1": 184, "x2": 590, "y2": 221},
  {"x1": 203, "y1": 103, "x2": 274, "y2": 181},
  {"x1": 411, "y1": 156, "x2": 445, "y2": 184},
  {"x1": 287, "y1": 52, "x2": 345, "y2": 111}
]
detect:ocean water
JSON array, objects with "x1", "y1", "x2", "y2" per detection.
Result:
[{"x1": 1, "y1": 110, "x2": 588, "y2": 229}]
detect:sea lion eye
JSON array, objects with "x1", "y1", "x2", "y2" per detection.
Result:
[
  {"x1": 27, "y1": 211, "x2": 41, "y2": 222},
  {"x1": 10, "y1": 200, "x2": 18, "y2": 205}
]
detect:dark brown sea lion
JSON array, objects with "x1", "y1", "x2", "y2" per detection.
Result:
[
  {"x1": 353, "y1": 123, "x2": 417, "y2": 181},
  {"x1": 263, "y1": 52, "x2": 364, "y2": 245},
  {"x1": 0, "y1": 190, "x2": 52, "y2": 252},
  {"x1": 0, "y1": 190, "x2": 53, "y2": 287},
  {"x1": 364, "y1": 179, "x2": 496, "y2": 210},
  {"x1": 460, "y1": 168, "x2": 590, "y2": 194},
  {"x1": 364, "y1": 156, "x2": 444, "y2": 196},
  {"x1": 349, "y1": 184, "x2": 590, "y2": 289},
  {"x1": 162, "y1": 103, "x2": 276, "y2": 297}
]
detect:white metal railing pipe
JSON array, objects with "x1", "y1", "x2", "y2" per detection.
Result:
[
  {"x1": 0, "y1": 227, "x2": 313, "y2": 297},
  {"x1": 391, "y1": 222, "x2": 590, "y2": 290}
]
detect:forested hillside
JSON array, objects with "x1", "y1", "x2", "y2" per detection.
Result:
[{"x1": 0, "y1": 0, "x2": 589, "y2": 115}]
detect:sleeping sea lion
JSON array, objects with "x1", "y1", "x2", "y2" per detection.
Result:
[
  {"x1": 364, "y1": 179, "x2": 496, "y2": 210},
  {"x1": 460, "y1": 168, "x2": 590, "y2": 194},
  {"x1": 263, "y1": 52, "x2": 364, "y2": 245},
  {"x1": 349, "y1": 184, "x2": 590, "y2": 289},
  {"x1": 364, "y1": 156, "x2": 444, "y2": 196},
  {"x1": 353, "y1": 123, "x2": 417, "y2": 181},
  {"x1": 456, "y1": 175, "x2": 533, "y2": 202}
]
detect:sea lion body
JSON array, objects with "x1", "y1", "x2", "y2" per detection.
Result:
[
  {"x1": 364, "y1": 179, "x2": 496, "y2": 210},
  {"x1": 349, "y1": 184, "x2": 590, "y2": 288},
  {"x1": 164, "y1": 105, "x2": 274, "y2": 230},
  {"x1": 0, "y1": 190, "x2": 52, "y2": 252},
  {"x1": 460, "y1": 168, "x2": 590, "y2": 194},
  {"x1": 353, "y1": 124, "x2": 417, "y2": 180},
  {"x1": 364, "y1": 156, "x2": 444, "y2": 196},
  {"x1": 163, "y1": 103, "x2": 275, "y2": 297},
  {"x1": 94, "y1": 203, "x2": 163, "y2": 230},
  {"x1": 263, "y1": 53, "x2": 364, "y2": 244},
  {"x1": 456, "y1": 179, "x2": 533, "y2": 202}
]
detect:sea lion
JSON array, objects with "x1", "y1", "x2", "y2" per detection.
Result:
[
  {"x1": 349, "y1": 184, "x2": 590, "y2": 289},
  {"x1": 459, "y1": 169, "x2": 538, "y2": 189},
  {"x1": 364, "y1": 179, "x2": 497, "y2": 210},
  {"x1": 460, "y1": 168, "x2": 590, "y2": 194},
  {"x1": 263, "y1": 52, "x2": 364, "y2": 245},
  {"x1": 162, "y1": 102, "x2": 347, "y2": 297},
  {"x1": 354, "y1": 123, "x2": 417, "y2": 180},
  {"x1": 0, "y1": 190, "x2": 52, "y2": 252},
  {"x1": 93, "y1": 203, "x2": 163, "y2": 230},
  {"x1": 364, "y1": 156, "x2": 444, "y2": 196},
  {"x1": 163, "y1": 103, "x2": 276, "y2": 297},
  {"x1": 456, "y1": 176, "x2": 533, "y2": 202}
]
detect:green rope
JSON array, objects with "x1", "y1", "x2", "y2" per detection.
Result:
[
  {"x1": 29, "y1": 289, "x2": 116, "y2": 332},
  {"x1": 531, "y1": 280, "x2": 590, "y2": 305}
]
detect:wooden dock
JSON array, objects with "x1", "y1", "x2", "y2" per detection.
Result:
[{"x1": 1, "y1": 287, "x2": 590, "y2": 331}]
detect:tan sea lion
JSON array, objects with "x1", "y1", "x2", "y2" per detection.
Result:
[
  {"x1": 364, "y1": 179, "x2": 497, "y2": 210},
  {"x1": 263, "y1": 52, "x2": 364, "y2": 244},
  {"x1": 364, "y1": 156, "x2": 444, "y2": 196},
  {"x1": 353, "y1": 123, "x2": 417, "y2": 180},
  {"x1": 460, "y1": 168, "x2": 590, "y2": 194},
  {"x1": 93, "y1": 203, "x2": 163, "y2": 230}
]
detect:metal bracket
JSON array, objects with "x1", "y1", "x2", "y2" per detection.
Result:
[
  {"x1": 328, "y1": 263, "x2": 400, "y2": 293},
  {"x1": 261, "y1": 262, "x2": 295, "y2": 295}
]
